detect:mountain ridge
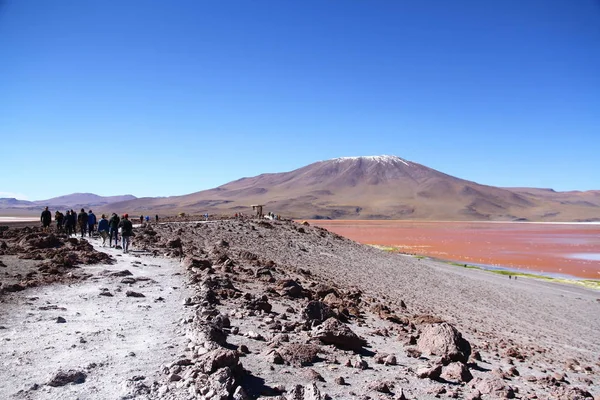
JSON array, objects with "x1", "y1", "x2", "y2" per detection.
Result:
[{"x1": 2, "y1": 156, "x2": 598, "y2": 221}]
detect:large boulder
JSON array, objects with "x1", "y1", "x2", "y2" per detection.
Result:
[
  {"x1": 417, "y1": 322, "x2": 471, "y2": 363},
  {"x1": 312, "y1": 318, "x2": 367, "y2": 351}
]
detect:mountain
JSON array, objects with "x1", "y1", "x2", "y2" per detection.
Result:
[
  {"x1": 104, "y1": 156, "x2": 600, "y2": 222},
  {"x1": 34, "y1": 193, "x2": 137, "y2": 208},
  {"x1": 0, "y1": 193, "x2": 137, "y2": 215}
]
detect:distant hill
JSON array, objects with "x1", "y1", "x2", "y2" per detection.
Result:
[
  {"x1": 0, "y1": 193, "x2": 136, "y2": 215},
  {"x1": 103, "y1": 155, "x2": 600, "y2": 222}
]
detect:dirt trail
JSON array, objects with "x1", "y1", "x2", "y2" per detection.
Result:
[{"x1": 0, "y1": 240, "x2": 191, "y2": 400}]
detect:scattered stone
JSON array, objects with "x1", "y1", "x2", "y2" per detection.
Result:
[
  {"x1": 303, "y1": 301, "x2": 335, "y2": 324},
  {"x1": 126, "y1": 290, "x2": 145, "y2": 298},
  {"x1": 350, "y1": 355, "x2": 368, "y2": 370},
  {"x1": 47, "y1": 369, "x2": 87, "y2": 386},
  {"x1": 312, "y1": 318, "x2": 367, "y2": 351},
  {"x1": 367, "y1": 380, "x2": 393, "y2": 393},
  {"x1": 417, "y1": 364, "x2": 442, "y2": 380},
  {"x1": 441, "y1": 361, "x2": 473, "y2": 383},
  {"x1": 471, "y1": 377, "x2": 515, "y2": 398},
  {"x1": 279, "y1": 344, "x2": 321, "y2": 366},
  {"x1": 335, "y1": 376, "x2": 345, "y2": 385},
  {"x1": 384, "y1": 354, "x2": 397, "y2": 366},
  {"x1": 56, "y1": 316, "x2": 66, "y2": 323},
  {"x1": 287, "y1": 383, "x2": 322, "y2": 400}
]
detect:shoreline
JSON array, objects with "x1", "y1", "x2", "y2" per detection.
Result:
[{"x1": 370, "y1": 244, "x2": 600, "y2": 289}]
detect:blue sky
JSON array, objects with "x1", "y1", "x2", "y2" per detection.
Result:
[{"x1": 1, "y1": 0, "x2": 599, "y2": 200}]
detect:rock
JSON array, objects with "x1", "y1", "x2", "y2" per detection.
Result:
[
  {"x1": 384, "y1": 354, "x2": 397, "y2": 366},
  {"x1": 169, "y1": 373, "x2": 182, "y2": 382},
  {"x1": 465, "y1": 390, "x2": 482, "y2": 400},
  {"x1": 350, "y1": 355, "x2": 368, "y2": 370},
  {"x1": 278, "y1": 279, "x2": 306, "y2": 298},
  {"x1": 196, "y1": 349, "x2": 241, "y2": 374},
  {"x1": 334, "y1": 376, "x2": 345, "y2": 385},
  {"x1": 56, "y1": 316, "x2": 66, "y2": 323},
  {"x1": 279, "y1": 344, "x2": 321, "y2": 366},
  {"x1": 110, "y1": 269, "x2": 133, "y2": 277},
  {"x1": 417, "y1": 364, "x2": 442, "y2": 380},
  {"x1": 233, "y1": 386, "x2": 250, "y2": 400},
  {"x1": 121, "y1": 277, "x2": 136, "y2": 284},
  {"x1": 263, "y1": 349, "x2": 284, "y2": 364},
  {"x1": 287, "y1": 383, "x2": 322, "y2": 400},
  {"x1": 47, "y1": 369, "x2": 87, "y2": 386},
  {"x1": 166, "y1": 238, "x2": 182, "y2": 248},
  {"x1": 367, "y1": 380, "x2": 393, "y2": 393},
  {"x1": 472, "y1": 377, "x2": 515, "y2": 398},
  {"x1": 305, "y1": 368, "x2": 325, "y2": 382},
  {"x1": 441, "y1": 361, "x2": 473, "y2": 383},
  {"x1": 195, "y1": 367, "x2": 236, "y2": 400},
  {"x1": 397, "y1": 388, "x2": 408, "y2": 400},
  {"x1": 245, "y1": 330, "x2": 265, "y2": 341},
  {"x1": 416, "y1": 322, "x2": 471, "y2": 363},
  {"x1": 312, "y1": 318, "x2": 367, "y2": 351},
  {"x1": 126, "y1": 290, "x2": 145, "y2": 298},
  {"x1": 303, "y1": 301, "x2": 335, "y2": 324}
]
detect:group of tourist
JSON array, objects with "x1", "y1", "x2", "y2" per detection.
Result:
[{"x1": 41, "y1": 207, "x2": 138, "y2": 253}]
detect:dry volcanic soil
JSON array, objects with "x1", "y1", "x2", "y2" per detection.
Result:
[{"x1": 1, "y1": 219, "x2": 599, "y2": 399}]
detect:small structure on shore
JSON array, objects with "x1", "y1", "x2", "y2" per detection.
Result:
[{"x1": 251, "y1": 204, "x2": 264, "y2": 218}]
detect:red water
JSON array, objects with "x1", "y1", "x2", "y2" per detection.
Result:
[{"x1": 307, "y1": 220, "x2": 600, "y2": 280}]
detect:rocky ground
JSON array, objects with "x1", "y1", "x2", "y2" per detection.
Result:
[{"x1": 1, "y1": 219, "x2": 599, "y2": 399}]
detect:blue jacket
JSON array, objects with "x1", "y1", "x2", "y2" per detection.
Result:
[
  {"x1": 97, "y1": 218, "x2": 109, "y2": 232},
  {"x1": 88, "y1": 213, "x2": 97, "y2": 225}
]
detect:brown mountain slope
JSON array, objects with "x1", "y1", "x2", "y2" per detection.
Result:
[{"x1": 103, "y1": 155, "x2": 599, "y2": 221}]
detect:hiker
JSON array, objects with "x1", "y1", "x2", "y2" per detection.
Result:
[
  {"x1": 40, "y1": 207, "x2": 52, "y2": 232},
  {"x1": 140, "y1": 215, "x2": 144, "y2": 224},
  {"x1": 55, "y1": 210, "x2": 64, "y2": 232},
  {"x1": 145, "y1": 215, "x2": 150, "y2": 223},
  {"x1": 155, "y1": 214, "x2": 159, "y2": 223},
  {"x1": 118, "y1": 213, "x2": 134, "y2": 253},
  {"x1": 97, "y1": 214, "x2": 109, "y2": 247},
  {"x1": 69, "y1": 209, "x2": 77, "y2": 235},
  {"x1": 108, "y1": 213, "x2": 120, "y2": 247},
  {"x1": 77, "y1": 208, "x2": 88, "y2": 238},
  {"x1": 87, "y1": 209, "x2": 97, "y2": 237},
  {"x1": 64, "y1": 210, "x2": 72, "y2": 235}
]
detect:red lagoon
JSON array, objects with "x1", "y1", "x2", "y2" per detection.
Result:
[{"x1": 307, "y1": 220, "x2": 600, "y2": 280}]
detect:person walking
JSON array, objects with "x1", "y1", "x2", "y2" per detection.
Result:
[
  {"x1": 64, "y1": 210, "x2": 72, "y2": 236},
  {"x1": 40, "y1": 207, "x2": 52, "y2": 232},
  {"x1": 97, "y1": 214, "x2": 110, "y2": 247},
  {"x1": 108, "y1": 213, "x2": 120, "y2": 247},
  {"x1": 155, "y1": 214, "x2": 159, "y2": 223},
  {"x1": 118, "y1": 213, "x2": 134, "y2": 253},
  {"x1": 87, "y1": 209, "x2": 97, "y2": 237},
  {"x1": 69, "y1": 210, "x2": 77, "y2": 236},
  {"x1": 139, "y1": 215, "x2": 144, "y2": 224},
  {"x1": 55, "y1": 210, "x2": 64, "y2": 232},
  {"x1": 77, "y1": 208, "x2": 88, "y2": 238}
]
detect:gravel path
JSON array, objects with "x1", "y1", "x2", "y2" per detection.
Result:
[{"x1": 0, "y1": 240, "x2": 191, "y2": 400}]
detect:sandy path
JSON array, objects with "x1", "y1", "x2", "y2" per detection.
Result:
[{"x1": 0, "y1": 240, "x2": 191, "y2": 400}]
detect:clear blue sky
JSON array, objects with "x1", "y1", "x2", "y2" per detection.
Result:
[{"x1": 1, "y1": 0, "x2": 599, "y2": 200}]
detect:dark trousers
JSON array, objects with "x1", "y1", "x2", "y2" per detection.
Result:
[
  {"x1": 88, "y1": 224, "x2": 95, "y2": 237},
  {"x1": 80, "y1": 224, "x2": 86, "y2": 237},
  {"x1": 109, "y1": 228, "x2": 118, "y2": 246}
]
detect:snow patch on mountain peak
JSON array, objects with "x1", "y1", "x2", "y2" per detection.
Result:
[{"x1": 332, "y1": 155, "x2": 410, "y2": 166}]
